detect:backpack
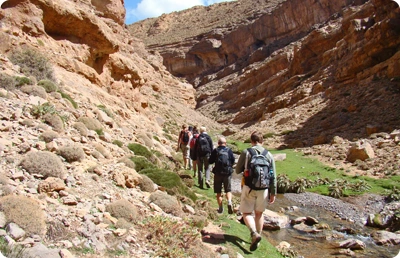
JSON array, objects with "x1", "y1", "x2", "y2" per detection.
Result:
[
  {"x1": 190, "y1": 134, "x2": 198, "y2": 149},
  {"x1": 197, "y1": 134, "x2": 210, "y2": 156},
  {"x1": 214, "y1": 147, "x2": 232, "y2": 175},
  {"x1": 181, "y1": 130, "x2": 190, "y2": 144},
  {"x1": 245, "y1": 148, "x2": 274, "y2": 190}
]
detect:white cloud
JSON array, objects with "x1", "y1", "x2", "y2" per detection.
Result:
[
  {"x1": 126, "y1": 0, "x2": 235, "y2": 24},
  {"x1": 128, "y1": 0, "x2": 203, "y2": 23}
]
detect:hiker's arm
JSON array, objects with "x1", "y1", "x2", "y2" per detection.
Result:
[
  {"x1": 208, "y1": 149, "x2": 216, "y2": 164},
  {"x1": 176, "y1": 131, "x2": 182, "y2": 151},
  {"x1": 267, "y1": 152, "x2": 277, "y2": 195},
  {"x1": 235, "y1": 150, "x2": 247, "y2": 174},
  {"x1": 228, "y1": 149, "x2": 235, "y2": 165}
]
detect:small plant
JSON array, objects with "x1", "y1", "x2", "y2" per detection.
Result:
[
  {"x1": 14, "y1": 76, "x2": 32, "y2": 87},
  {"x1": 0, "y1": 73, "x2": 17, "y2": 91},
  {"x1": 37, "y1": 79, "x2": 58, "y2": 93},
  {"x1": 20, "y1": 151, "x2": 65, "y2": 178},
  {"x1": 0, "y1": 237, "x2": 25, "y2": 257},
  {"x1": 77, "y1": 117, "x2": 103, "y2": 131},
  {"x1": 30, "y1": 102, "x2": 56, "y2": 118},
  {"x1": 106, "y1": 199, "x2": 139, "y2": 223},
  {"x1": 58, "y1": 90, "x2": 78, "y2": 108},
  {"x1": 281, "y1": 130, "x2": 294, "y2": 135},
  {"x1": 140, "y1": 216, "x2": 200, "y2": 257},
  {"x1": 95, "y1": 128, "x2": 104, "y2": 136},
  {"x1": 97, "y1": 104, "x2": 114, "y2": 118},
  {"x1": 127, "y1": 143, "x2": 152, "y2": 159},
  {"x1": 58, "y1": 145, "x2": 85, "y2": 163},
  {"x1": 113, "y1": 140, "x2": 123, "y2": 147},
  {"x1": 328, "y1": 179, "x2": 347, "y2": 198},
  {"x1": 385, "y1": 186, "x2": 400, "y2": 202},
  {"x1": 130, "y1": 156, "x2": 155, "y2": 171},
  {"x1": 277, "y1": 174, "x2": 291, "y2": 193},
  {"x1": 263, "y1": 132, "x2": 276, "y2": 138},
  {"x1": 0, "y1": 195, "x2": 46, "y2": 236},
  {"x1": 9, "y1": 48, "x2": 55, "y2": 81}
]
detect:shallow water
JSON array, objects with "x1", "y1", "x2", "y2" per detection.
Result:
[{"x1": 263, "y1": 194, "x2": 399, "y2": 258}]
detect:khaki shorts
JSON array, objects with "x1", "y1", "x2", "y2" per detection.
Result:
[
  {"x1": 239, "y1": 185, "x2": 269, "y2": 213},
  {"x1": 180, "y1": 144, "x2": 190, "y2": 158}
]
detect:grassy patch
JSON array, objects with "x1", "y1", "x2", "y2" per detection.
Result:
[{"x1": 140, "y1": 168, "x2": 197, "y2": 202}]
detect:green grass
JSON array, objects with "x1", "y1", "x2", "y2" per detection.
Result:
[
  {"x1": 189, "y1": 172, "x2": 283, "y2": 258},
  {"x1": 226, "y1": 140, "x2": 398, "y2": 196}
]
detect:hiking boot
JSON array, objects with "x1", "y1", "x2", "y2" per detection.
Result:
[
  {"x1": 250, "y1": 232, "x2": 261, "y2": 251},
  {"x1": 193, "y1": 171, "x2": 196, "y2": 177},
  {"x1": 205, "y1": 181, "x2": 211, "y2": 188},
  {"x1": 217, "y1": 206, "x2": 223, "y2": 214},
  {"x1": 227, "y1": 204, "x2": 233, "y2": 214}
]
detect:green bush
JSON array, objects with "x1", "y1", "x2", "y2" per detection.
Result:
[
  {"x1": 20, "y1": 151, "x2": 65, "y2": 178},
  {"x1": 58, "y1": 91, "x2": 78, "y2": 108},
  {"x1": 106, "y1": 199, "x2": 139, "y2": 223},
  {"x1": 129, "y1": 156, "x2": 155, "y2": 172},
  {"x1": 140, "y1": 168, "x2": 197, "y2": 202},
  {"x1": 113, "y1": 140, "x2": 123, "y2": 147},
  {"x1": 38, "y1": 79, "x2": 58, "y2": 93},
  {"x1": 30, "y1": 102, "x2": 56, "y2": 118},
  {"x1": 9, "y1": 48, "x2": 55, "y2": 81},
  {"x1": 97, "y1": 104, "x2": 114, "y2": 118},
  {"x1": 127, "y1": 143, "x2": 152, "y2": 159},
  {"x1": 0, "y1": 195, "x2": 46, "y2": 236},
  {"x1": 58, "y1": 145, "x2": 85, "y2": 163},
  {"x1": 14, "y1": 76, "x2": 32, "y2": 87}
]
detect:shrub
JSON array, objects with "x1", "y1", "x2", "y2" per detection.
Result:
[
  {"x1": 14, "y1": 76, "x2": 32, "y2": 87},
  {"x1": 106, "y1": 199, "x2": 139, "y2": 223},
  {"x1": 58, "y1": 145, "x2": 85, "y2": 162},
  {"x1": 0, "y1": 195, "x2": 46, "y2": 236},
  {"x1": 40, "y1": 130, "x2": 59, "y2": 143},
  {"x1": 139, "y1": 174, "x2": 156, "y2": 192},
  {"x1": 141, "y1": 168, "x2": 197, "y2": 202},
  {"x1": 94, "y1": 143, "x2": 111, "y2": 159},
  {"x1": 97, "y1": 105, "x2": 113, "y2": 118},
  {"x1": 149, "y1": 191, "x2": 182, "y2": 216},
  {"x1": 141, "y1": 216, "x2": 201, "y2": 257},
  {"x1": 37, "y1": 79, "x2": 58, "y2": 93},
  {"x1": 43, "y1": 113, "x2": 64, "y2": 132},
  {"x1": 77, "y1": 117, "x2": 103, "y2": 131},
  {"x1": 73, "y1": 122, "x2": 88, "y2": 137},
  {"x1": 30, "y1": 102, "x2": 56, "y2": 118},
  {"x1": 127, "y1": 143, "x2": 152, "y2": 159},
  {"x1": 115, "y1": 218, "x2": 133, "y2": 230},
  {"x1": 20, "y1": 151, "x2": 65, "y2": 178},
  {"x1": 129, "y1": 156, "x2": 155, "y2": 172},
  {"x1": 9, "y1": 48, "x2": 55, "y2": 81},
  {"x1": 20, "y1": 85, "x2": 47, "y2": 99},
  {"x1": 0, "y1": 73, "x2": 16, "y2": 91},
  {"x1": 58, "y1": 91, "x2": 78, "y2": 108},
  {"x1": 113, "y1": 140, "x2": 123, "y2": 147}
]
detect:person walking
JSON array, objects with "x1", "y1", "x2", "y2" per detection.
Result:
[
  {"x1": 235, "y1": 131, "x2": 277, "y2": 251},
  {"x1": 189, "y1": 126, "x2": 199, "y2": 177},
  {"x1": 194, "y1": 126, "x2": 213, "y2": 189},
  {"x1": 176, "y1": 124, "x2": 192, "y2": 169},
  {"x1": 209, "y1": 137, "x2": 235, "y2": 214}
]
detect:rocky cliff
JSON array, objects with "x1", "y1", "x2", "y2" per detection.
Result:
[{"x1": 129, "y1": 0, "x2": 400, "y2": 146}]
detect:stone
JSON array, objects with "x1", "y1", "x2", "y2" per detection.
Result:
[
  {"x1": 6, "y1": 223, "x2": 26, "y2": 240},
  {"x1": 346, "y1": 141, "x2": 375, "y2": 162}
]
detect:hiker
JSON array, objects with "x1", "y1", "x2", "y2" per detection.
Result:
[
  {"x1": 188, "y1": 125, "x2": 194, "y2": 170},
  {"x1": 235, "y1": 131, "x2": 277, "y2": 251},
  {"x1": 176, "y1": 124, "x2": 192, "y2": 169},
  {"x1": 209, "y1": 137, "x2": 235, "y2": 214},
  {"x1": 189, "y1": 126, "x2": 199, "y2": 177},
  {"x1": 194, "y1": 126, "x2": 213, "y2": 189}
]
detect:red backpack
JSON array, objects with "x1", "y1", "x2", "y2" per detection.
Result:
[{"x1": 190, "y1": 134, "x2": 199, "y2": 149}]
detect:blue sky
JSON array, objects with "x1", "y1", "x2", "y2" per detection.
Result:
[{"x1": 124, "y1": 0, "x2": 236, "y2": 24}]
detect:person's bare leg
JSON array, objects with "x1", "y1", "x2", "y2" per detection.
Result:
[
  {"x1": 226, "y1": 192, "x2": 233, "y2": 214},
  {"x1": 217, "y1": 193, "x2": 223, "y2": 213}
]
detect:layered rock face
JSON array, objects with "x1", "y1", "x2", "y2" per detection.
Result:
[{"x1": 130, "y1": 0, "x2": 400, "y2": 146}]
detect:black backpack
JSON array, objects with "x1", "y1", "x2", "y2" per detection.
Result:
[
  {"x1": 181, "y1": 131, "x2": 190, "y2": 144},
  {"x1": 245, "y1": 148, "x2": 274, "y2": 190},
  {"x1": 214, "y1": 147, "x2": 232, "y2": 175},
  {"x1": 197, "y1": 134, "x2": 210, "y2": 156}
]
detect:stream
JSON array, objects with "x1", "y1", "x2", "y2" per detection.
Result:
[{"x1": 230, "y1": 176, "x2": 399, "y2": 258}]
